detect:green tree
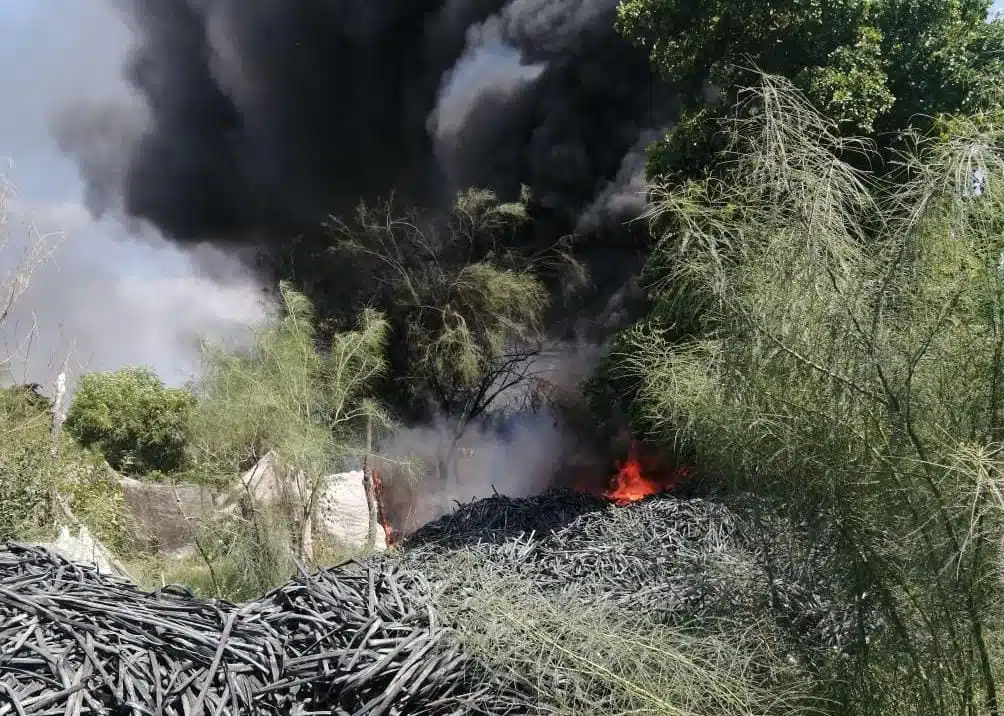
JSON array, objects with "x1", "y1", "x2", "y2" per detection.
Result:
[
  {"x1": 188, "y1": 283, "x2": 388, "y2": 560},
  {"x1": 189, "y1": 284, "x2": 388, "y2": 479},
  {"x1": 324, "y1": 189, "x2": 579, "y2": 484},
  {"x1": 65, "y1": 367, "x2": 196, "y2": 475},
  {"x1": 619, "y1": 75, "x2": 1004, "y2": 715},
  {"x1": 617, "y1": 0, "x2": 1004, "y2": 179}
]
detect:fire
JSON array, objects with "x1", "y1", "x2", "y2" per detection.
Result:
[
  {"x1": 602, "y1": 444, "x2": 689, "y2": 504},
  {"x1": 605, "y1": 454, "x2": 662, "y2": 503},
  {"x1": 370, "y1": 468, "x2": 395, "y2": 547}
]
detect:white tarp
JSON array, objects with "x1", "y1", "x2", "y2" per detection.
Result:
[
  {"x1": 314, "y1": 470, "x2": 387, "y2": 553},
  {"x1": 225, "y1": 455, "x2": 387, "y2": 554},
  {"x1": 43, "y1": 524, "x2": 126, "y2": 577}
]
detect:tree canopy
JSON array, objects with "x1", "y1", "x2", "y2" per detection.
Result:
[
  {"x1": 323, "y1": 189, "x2": 580, "y2": 429},
  {"x1": 65, "y1": 367, "x2": 196, "y2": 475},
  {"x1": 617, "y1": 0, "x2": 1004, "y2": 179}
]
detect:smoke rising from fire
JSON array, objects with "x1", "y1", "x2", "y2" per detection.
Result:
[
  {"x1": 374, "y1": 340, "x2": 607, "y2": 532},
  {"x1": 48, "y1": 0, "x2": 677, "y2": 509},
  {"x1": 377, "y1": 410, "x2": 567, "y2": 534},
  {"x1": 58, "y1": 0, "x2": 674, "y2": 247}
]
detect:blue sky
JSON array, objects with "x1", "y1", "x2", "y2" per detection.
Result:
[
  {"x1": 0, "y1": 1, "x2": 265, "y2": 388},
  {"x1": 0, "y1": 0, "x2": 34, "y2": 22}
]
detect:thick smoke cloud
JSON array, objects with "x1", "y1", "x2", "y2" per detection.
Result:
[
  {"x1": 48, "y1": 0, "x2": 676, "y2": 517},
  {"x1": 0, "y1": 0, "x2": 269, "y2": 393},
  {"x1": 59, "y1": 0, "x2": 674, "y2": 249},
  {"x1": 0, "y1": 195, "x2": 267, "y2": 391}
]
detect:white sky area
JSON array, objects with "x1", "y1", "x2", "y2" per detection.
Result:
[{"x1": 0, "y1": 1, "x2": 268, "y2": 391}]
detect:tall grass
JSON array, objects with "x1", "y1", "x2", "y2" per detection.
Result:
[
  {"x1": 623, "y1": 75, "x2": 1004, "y2": 714},
  {"x1": 435, "y1": 555, "x2": 811, "y2": 716},
  {"x1": 128, "y1": 507, "x2": 295, "y2": 603}
]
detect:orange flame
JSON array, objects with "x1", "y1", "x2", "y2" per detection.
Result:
[{"x1": 602, "y1": 445, "x2": 689, "y2": 504}]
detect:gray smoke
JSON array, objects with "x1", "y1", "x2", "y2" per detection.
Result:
[
  {"x1": 0, "y1": 1, "x2": 269, "y2": 392},
  {"x1": 576, "y1": 126, "x2": 667, "y2": 233},
  {"x1": 429, "y1": 19, "x2": 546, "y2": 191},
  {"x1": 51, "y1": 101, "x2": 147, "y2": 219},
  {"x1": 376, "y1": 339, "x2": 607, "y2": 530},
  {"x1": 0, "y1": 193, "x2": 267, "y2": 391}
]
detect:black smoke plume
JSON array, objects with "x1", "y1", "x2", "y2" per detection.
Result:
[{"x1": 58, "y1": 0, "x2": 675, "y2": 332}]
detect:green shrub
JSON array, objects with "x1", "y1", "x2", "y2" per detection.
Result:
[
  {"x1": 0, "y1": 384, "x2": 141, "y2": 560},
  {"x1": 187, "y1": 284, "x2": 387, "y2": 561},
  {"x1": 620, "y1": 75, "x2": 1004, "y2": 714},
  {"x1": 0, "y1": 385, "x2": 56, "y2": 541},
  {"x1": 58, "y1": 452, "x2": 140, "y2": 557},
  {"x1": 323, "y1": 188, "x2": 579, "y2": 424},
  {"x1": 188, "y1": 283, "x2": 387, "y2": 480},
  {"x1": 65, "y1": 367, "x2": 196, "y2": 476}
]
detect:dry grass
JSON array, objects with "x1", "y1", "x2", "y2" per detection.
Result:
[{"x1": 433, "y1": 553, "x2": 813, "y2": 716}]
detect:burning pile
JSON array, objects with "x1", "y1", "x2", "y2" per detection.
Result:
[
  {"x1": 396, "y1": 488, "x2": 876, "y2": 656},
  {"x1": 0, "y1": 486, "x2": 870, "y2": 715},
  {"x1": 595, "y1": 443, "x2": 691, "y2": 504},
  {"x1": 399, "y1": 491, "x2": 769, "y2": 625},
  {"x1": 549, "y1": 437, "x2": 692, "y2": 507}
]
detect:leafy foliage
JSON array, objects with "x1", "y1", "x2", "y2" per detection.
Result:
[
  {"x1": 616, "y1": 0, "x2": 1004, "y2": 179},
  {"x1": 325, "y1": 189, "x2": 576, "y2": 429},
  {"x1": 617, "y1": 75, "x2": 1004, "y2": 714},
  {"x1": 186, "y1": 285, "x2": 388, "y2": 564},
  {"x1": 798, "y1": 26, "x2": 894, "y2": 134},
  {"x1": 187, "y1": 283, "x2": 388, "y2": 482},
  {"x1": 65, "y1": 367, "x2": 196, "y2": 476},
  {"x1": 58, "y1": 453, "x2": 140, "y2": 557},
  {"x1": 0, "y1": 385, "x2": 56, "y2": 541}
]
